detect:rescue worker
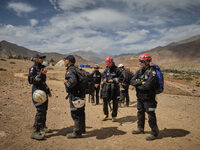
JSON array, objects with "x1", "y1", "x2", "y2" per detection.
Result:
[
  {"x1": 130, "y1": 53, "x2": 159, "y2": 141},
  {"x1": 28, "y1": 53, "x2": 52, "y2": 140},
  {"x1": 64, "y1": 55, "x2": 86, "y2": 138},
  {"x1": 118, "y1": 64, "x2": 131, "y2": 107},
  {"x1": 90, "y1": 64, "x2": 101, "y2": 105},
  {"x1": 101, "y1": 56, "x2": 120, "y2": 122}
]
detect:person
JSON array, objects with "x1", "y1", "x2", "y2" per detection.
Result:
[
  {"x1": 101, "y1": 56, "x2": 120, "y2": 122},
  {"x1": 118, "y1": 64, "x2": 131, "y2": 107},
  {"x1": 28, "y1": 53, "x2": 52, "y2": 140},
  {"x1": 64, "y1": 55, "x2": 86, "y2": 138},
  {"x1": 90, "y1": 64, "x2": 101, "y2": 105},
  {"x1": 130, "y1": 53, "x2": 159, "y2": 141}
]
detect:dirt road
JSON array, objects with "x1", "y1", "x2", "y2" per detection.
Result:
[{"x1": 0, "y1": 59, "x2": 200, "y2": 150}]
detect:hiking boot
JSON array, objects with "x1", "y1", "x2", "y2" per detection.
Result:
[
  {"x1": 66, "y1": 132, "x2": 82, "y2": 139},
  {"x1": 41, "y1": 126, "x2": 50, "y2": 134},
  {"x1": 102, "y1": 115, "x2": 108, "y2": 121},
  {"x1": 31, "y1": 131, "x2": 44, "y2": 140},
  {"x1": 112, "y1": 117, "x2": 116, "y2": 122},
  {"x1": 146, "y1": 135, "x2": 158, "y2": 141},
  {"x1": 132, "y1": 129, "x2": 144, "y2": 134}
]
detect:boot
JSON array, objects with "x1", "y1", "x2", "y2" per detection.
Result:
[
  {"x1": 112, "y1": 117, "x2": 116, "y2": 122},
  {"x1": 132, "y1": 128, "x2": 144, "y2": 134},
  {"x1": 102, "y1": 115, "x2": 108, "y2": 121},
  {"x1": 146, "y1": 135, "x2": 158, "y2": 141},
  {"x1": 66, "y1": 132, "x2": 82, "y2": 139},
  {"x1": 31, "y1": 128, "x2": 44, "y2": 140},
  {"x1": 41, "y1": 126, "x2": 50, "y2": 134}
]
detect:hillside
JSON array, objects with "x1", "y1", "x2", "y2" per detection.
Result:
[
  {"x1": 69, "y1": 50, "x2": 108, "y2": 63},
  {"x1": 0, "y1": 40, "x2": 37, "y2": 58},
  {"x1": 0, "y1": 41, "x2": 94, "y2": 65},
  {"x1": 114, "y1": 35, "x2": 200, "y2": 70}
]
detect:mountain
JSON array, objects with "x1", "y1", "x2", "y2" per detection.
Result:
[
  {"x1": 0, "y1": 40, "x2": 94, "y2": 65},
  {"x1": 69, "y1": 50, "x2": 108, "y2": 63},
  {"x1": 114, "y1": 35, "x2": 200, "y2": 67},
  {"x1": 0, "y1": 40, "x2": 37, "y2": 58}
]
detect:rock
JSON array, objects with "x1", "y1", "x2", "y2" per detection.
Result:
[{"x1": 0, "y1": 131, "x2": 7, "y2": 138}]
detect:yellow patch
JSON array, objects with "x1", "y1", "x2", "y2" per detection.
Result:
[{"x1": 67, "y1": 72, "x2": 70, "y2": 74}]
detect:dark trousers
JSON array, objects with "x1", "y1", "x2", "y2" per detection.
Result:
[
  {"x1": 33, "y1": 99, "x2": 48, "y2": 131},
  {"x1": 91, "y1": 86, "x2": 100, "y2": 104},
  {"x1": 137, "y1": 99, "x2": 159, "y2": 136},
  {"x1": 119, "y1": 87, "x2": 129, "y2": 106},
  {"x1": 103, "y1": 98, "x2": 118, "y2": 117},
  {"x1": 71, "y1": 108, "x2": 85, "y2": 135}
]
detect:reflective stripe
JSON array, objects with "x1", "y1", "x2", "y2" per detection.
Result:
[{"x1": 149, "y1": 108, "x2": 156, "y2": 111}]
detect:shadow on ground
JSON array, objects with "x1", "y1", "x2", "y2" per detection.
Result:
[
  {"x1": 46, "y1": 126, "x2": 126, "y2": 140},
  {"x1": 159, "y1": 128, "x2": 190, "y2": 139},
  {"x1": 116, "y1": 115, "x2": 137, "y2": 125},
  {"x1": 45, "y1": 126, "x2": 92, "y2": 138},
  {"x1": 84, "y1": 127, "x2": 126, "y2": 140}
]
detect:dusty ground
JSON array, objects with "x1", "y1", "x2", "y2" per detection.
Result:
[{"x1": 0, "y1": 59, "x2": 200, "y2": 150}]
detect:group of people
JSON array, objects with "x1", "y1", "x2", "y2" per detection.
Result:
[{"x1": 28, "y1": 52, "x2": 159, "y2": 141}]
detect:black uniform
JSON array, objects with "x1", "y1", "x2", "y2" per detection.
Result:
[
  {"x1": 90, "y1": 70, "x2": 101, "y2": 104},
  {"x1": 28, "y1": 62, "x2": 50, "y2": 132},
  {"x1": 130, "y1": 66, "x2": 159, "y2": 136},
  {"x1": 65, "y1": 64, "x2": 85, "y2": 135},
  {"x1": 119, "y1": 69, "x2": 132, "y2": 106},
  {"x1": 101, "y1": 64, "x2": 120, "y2": 117}
]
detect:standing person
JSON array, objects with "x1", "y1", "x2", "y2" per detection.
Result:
[
  {"x1": 28, "y1": 53, "x2": 52, "y2": 140},
  {"x1": 64, "y1": 55, "x2": 86, "y2": 138},
  {"x1": 118, "y1": 64, "x2": 131, "y2": 107},
  {"x1": 130, "y1": 53, "x2": 159, "y2": 141},
  {"x1": 90, "y1": 64, "x2": 101, "y2": 105},
  {"x1": 101, "y1": 56, "x2": 120, "y2": 122}
]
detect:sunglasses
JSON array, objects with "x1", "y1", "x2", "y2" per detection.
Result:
[{"x1": 139, "y1": 60, "x2": 145, "y2": 63}]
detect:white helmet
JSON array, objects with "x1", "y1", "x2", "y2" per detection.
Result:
[
  {"x1": 72, "y1": 97, "x2": 85, "y2": 108},
  {"x1": 118, "y1": 64, "x2": 124, "y2": 68},
  {"x1": 33, "y1": 90, "x2": 47, "y2": 104}
]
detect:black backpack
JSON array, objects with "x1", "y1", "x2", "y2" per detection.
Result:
[{"x1": 72, "y1": 67, "x2": 95, "y2": 96}]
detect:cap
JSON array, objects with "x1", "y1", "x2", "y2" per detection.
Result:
[
  {"x1": 33, "y1": 53, "x2": 46, "y2": 59},
  {"x1": 64, "y1": 55, "x2": 76, "y2": 63}
]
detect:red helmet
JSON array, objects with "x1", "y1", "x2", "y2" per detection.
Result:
[
  {"x1": 105, "y1": 56, "x2": 113, "y2": 66},
  {"x1": 139, "y1": 53, "x2": 152, "y2": 62}
]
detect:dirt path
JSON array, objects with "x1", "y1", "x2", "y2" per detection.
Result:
[{"x1": 0, "y1": 60, "x2": 200, "y2": 150}]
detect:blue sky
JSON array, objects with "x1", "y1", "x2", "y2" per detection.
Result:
[{"x1": 0, "y1": 0, "x2": 200, "y2": 55}]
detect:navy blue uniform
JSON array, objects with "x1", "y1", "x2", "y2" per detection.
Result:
[
  {"x1": 102, "y1": 64, "x2": 120, "y2": 117},
  {"x1": 90, "y1": 70, "x2": 101, "y2": 104},
  {"x1": 119, "y1": 69, "x2": 132, "y2": 106},
  {"x1": 130, "y1": 66, "x2": 159, "y2": 136},
  {"x1": 28, "y1": 62, "x2": 50, "y2": 131},
  {"x1": 65, "y1": 65, "x2": 85, "y2": 135}
]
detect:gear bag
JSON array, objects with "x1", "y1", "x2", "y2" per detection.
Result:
[
  {"x1": 72, "y1": 67, "x2": 95, "y2": 97},
  {"x1": 151, "y1": 65, "x2": 164, "y2": 94}
]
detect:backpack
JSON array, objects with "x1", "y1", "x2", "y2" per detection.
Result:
[
  {"x1": 72, "y1": 67, "x2": 95, "y2": 96},
  {"x1": 151, "y1": 65, "x2": 164, "y2": 94}
]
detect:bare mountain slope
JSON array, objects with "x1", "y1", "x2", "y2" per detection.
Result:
[{"x1": 0, "y1": 41, "x2": 94, "y2": 65}]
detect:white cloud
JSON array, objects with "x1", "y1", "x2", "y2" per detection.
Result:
[
  {"x1": 7, "y1": 2, "x2": 36, "y2": 16},
  {"x1": 1, "y1": 1, "x2": 200, "y2": 54},
  {"x1": 117, "y1": 29, "x2": 149, "y2": 44},
  {"x1": 49, "y1": 0, "x2": 95, "y2": 11},
  {"x1": 30, "y1": 19, "x2": 38, "y2": 26}
]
